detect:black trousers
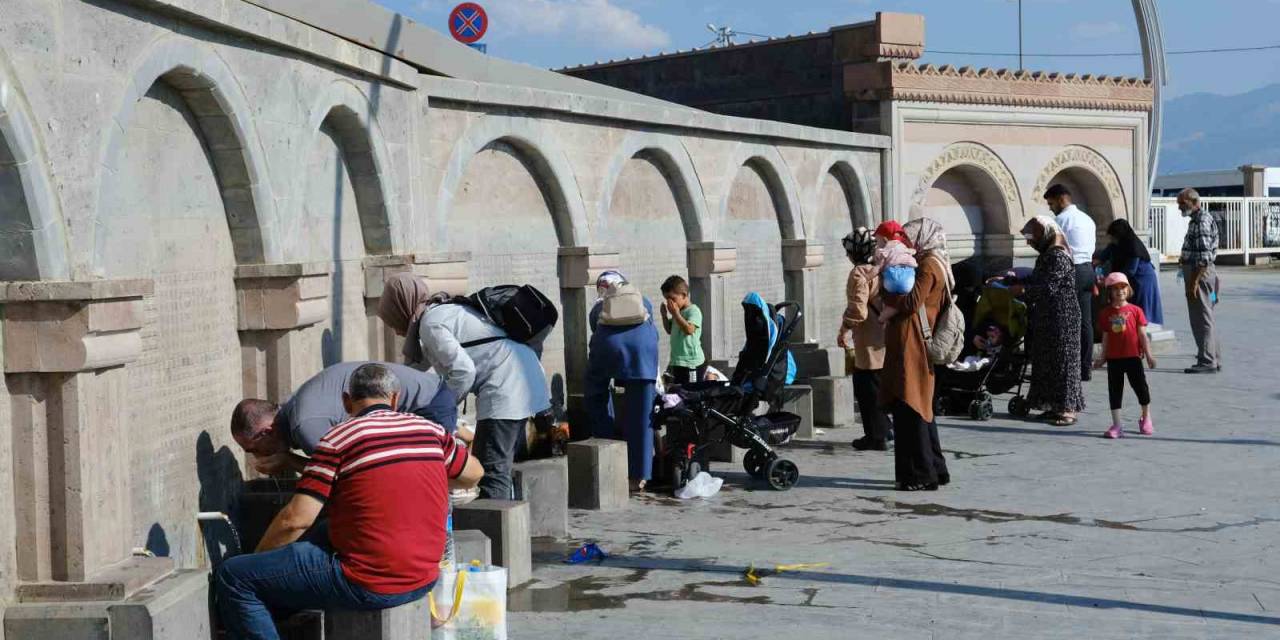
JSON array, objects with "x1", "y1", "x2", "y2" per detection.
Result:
[
  {"x1": 474, "y1": 417, "x2": 525, "y2": 500},
  {"x1": 891, "y1": 400, "x2": 948, "y2": 486},
  {"x1": 852, "y1": 368, "x2": 891, "y2": 442},
  {"x1": 1075, "y1": 263, "x2": 1095, "y2": 380},
  {"x1": 1107, "y1": 358, "x2": 1151, "y2": 410}
]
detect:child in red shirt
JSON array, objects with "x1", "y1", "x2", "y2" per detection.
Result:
[{"x1": 1093, "y1": 272, "x2": 1157, "y2": 438}]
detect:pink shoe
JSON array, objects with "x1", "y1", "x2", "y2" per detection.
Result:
[
  {"x1": 1138, "y1": 416, "x2": 1154, "y2": 435},
  {"x1": 1104, "y1": 424, "x2": 1123, "y2": 439}
]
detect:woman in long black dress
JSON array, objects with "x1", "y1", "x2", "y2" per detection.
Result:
[{"x1": 1021, "y1": 216, "x2": 1085, "y2": 426}]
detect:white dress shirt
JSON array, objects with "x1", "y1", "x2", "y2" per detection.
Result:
[{"x1": 1055, "y1": 204, "x2": 1096, "y2": 265}]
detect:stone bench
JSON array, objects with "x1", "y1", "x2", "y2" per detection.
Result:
[
  {"x1": 783, "y1": 384, "x2": 816, "y2": 440},
  {"x1": 809, "y1": 375, "x2": 855, "y2": 429},
  {"x1": 567, "y1": 439, "x2": 628, "y2": 511},
  {"x1": 325, "y1": 596, "x2": 431, "y2": 640},
  {"x1": 452, "y1": 500, "x2": 531, "y2": 587},
  {"x1": 512, "y1": 457, "x2": 569, "y2": 538}
]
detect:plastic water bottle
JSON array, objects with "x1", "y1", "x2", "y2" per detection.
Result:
[{"x1": 441, "y1": 506, "x2": 456, "y2": 572}]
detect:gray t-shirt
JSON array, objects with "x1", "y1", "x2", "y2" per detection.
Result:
[{"x1": 275, "y1": 361, "x2": 445, "y2": 454}]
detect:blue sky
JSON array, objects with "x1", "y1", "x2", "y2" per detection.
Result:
[{"x1": 384, "y1": 0, "x2": 1280, "y2": 99}]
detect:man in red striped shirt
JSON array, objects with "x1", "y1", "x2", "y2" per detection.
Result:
[{"x1": 215, "y1": 363, "x2": 482, "y2": 640}]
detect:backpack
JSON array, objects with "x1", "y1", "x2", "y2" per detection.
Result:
[
  {"x1": 916, "y1": 256, "x2": 965, "y2": 365},
  {"x1": 598, "y1": 283, "x2": 648, "y2": 326},
  {"x1": 451, "y1": 284, "x2": 559, "y2": 347}
]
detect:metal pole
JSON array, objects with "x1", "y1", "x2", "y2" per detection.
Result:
[{"x1": 1018, "y1": 0, "x2": 1024, "y2": 71}]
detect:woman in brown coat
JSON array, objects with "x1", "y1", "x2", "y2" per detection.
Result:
[
  {"x1": 878, "y1": 217, "x2": 951, "y2": 491},
  {"x1": 837, "y1": 227, "x2": 892, "y2": 451}
]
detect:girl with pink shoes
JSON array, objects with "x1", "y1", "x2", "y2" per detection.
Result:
[{"x1": 1093, "y1": 272, "x2": 1157, "y2": 438}]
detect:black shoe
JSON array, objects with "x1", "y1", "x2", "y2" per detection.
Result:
[
  {"x1": 852, "y1": 437, "x2": 888, "y2": 451},
  {"x1": 1184, "y1": 365, "x2": 1218, "y2": 374},
  {"x1": 897, "y1": 482, "x2": 939, "y2": 491},
  {"x1": 1081, "y1": 372, "x2": 1092, "y2": 382},
  {"x1": 937, "y1": 473, "x2": 951, "y2": 486}
]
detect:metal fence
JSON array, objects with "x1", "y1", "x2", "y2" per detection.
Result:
[{"x1": 1148, "y1": 197, "x2": 1280, "y2": 263}]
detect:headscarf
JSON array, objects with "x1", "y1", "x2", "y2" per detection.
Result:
[
  {"x1": 377, "y1": 272, "x2": 433, "y2": 365},
  {"x1": 842, "y1": 227, "x2": 876, "y2": 265},
  {"x1": 1020, "y1": 216, "x2": 1069, "y2": 254},
  {"x1": 595, "y1": 270, "x2": 627, "y2": 299},
  {"x1": 902, "y1": 217, "x2": 955, "y2": 289},
  {"x1": 1105, "y1": 218, "x2": 1150, "y2": 271},
  {"x1": 874, "y1": 220, "x2": 911, "y2": 246}
]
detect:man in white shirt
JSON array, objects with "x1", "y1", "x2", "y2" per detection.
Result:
[{"x1": 1045, "y1": 184, "x2": 1097, "y2": 382}]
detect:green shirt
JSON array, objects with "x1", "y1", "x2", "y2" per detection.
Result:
[{"x1": 669, "y1": 304, "x2": 705, "y2": 368}]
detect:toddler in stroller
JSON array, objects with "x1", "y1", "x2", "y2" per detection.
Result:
[
  {"x1": 934, "y1": 271, "x2": 1032, "y2": 421},
  {"x1": 654, "y1": 293, "x2": 804, "y2": 492}
]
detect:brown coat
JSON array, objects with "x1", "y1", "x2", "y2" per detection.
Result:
[
  {"x1": 878, "y1": 255, "x2": 946, "y2": 422},
  {"x1": 841, "y1": 264, "x2": 885, "y2": 371}
]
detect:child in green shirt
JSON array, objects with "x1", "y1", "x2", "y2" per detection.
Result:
[{"x1": 660, "y1": 275, "x2": 706, "y2": 384}]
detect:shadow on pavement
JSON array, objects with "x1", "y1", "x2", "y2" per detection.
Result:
[{"x1": 939, "y1": 420, "x2": 1280, "y2": 447}]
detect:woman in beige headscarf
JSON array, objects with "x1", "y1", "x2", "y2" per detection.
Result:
[
  {"x1": 377, "y1": 272, "x2": 436, "y2": 367},
  {"x1": 1020, "y1": 216, "x2": 1085, "y2": 425},
  {"x1": 877, "y1": 217, "x2": 951, "y2": 491}
]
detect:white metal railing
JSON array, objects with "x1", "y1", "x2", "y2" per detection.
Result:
[{"x1": 1147, "y1": 197, "x2": 1280, "y2": 263}]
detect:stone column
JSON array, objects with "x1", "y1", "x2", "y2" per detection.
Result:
[
  {"x1": 557, "y1": 247, "x2": 619, "y2": 435},
  {"x1": 2, "y1": 279, "x2": 152, "y2": 583},
  {"x1": 782, "y1": 239, "x2": 825, "y2": 343},
  {"x1": 1241, "y1": 164, "x2": 1267, "y2": 197},
  {"x1": 362, "y1": 255, "x2": 414, "y2": 361},
  {"x1": 687, "y1": 242, "x2": 736, "y2": 362},
  {"x1": 235, "y1": 263, "x2": 330, "y2": 404}
]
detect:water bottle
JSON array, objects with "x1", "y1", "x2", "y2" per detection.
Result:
[{"x1": 441, "y1": 506, "x2": 456, "y2": 572}]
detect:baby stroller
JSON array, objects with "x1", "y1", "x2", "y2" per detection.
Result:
[
  {"x1": 934, "y1": 280, "x2": 1032, "y2": 421},
  {"x1": 654, "y1": 293, "x2": 804, "y2": 492}
]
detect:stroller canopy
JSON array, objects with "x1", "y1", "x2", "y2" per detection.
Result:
[{"x1": 735, "y1": 292, "x2": 797, "y2": 390}]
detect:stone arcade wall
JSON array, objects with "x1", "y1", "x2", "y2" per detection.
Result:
[{"x1": 0, "y1": 0, "x2": 888, "y2": 632}]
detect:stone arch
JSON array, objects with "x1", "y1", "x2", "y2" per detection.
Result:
[
  {"x1": 810, "y1": 153, "x2": 874, "y2": 230},
  {"x1": 302, "y1": 80, "x2": 400, "y2": 256},
  {"x1": 809, "y1": 154, "x2": 875, "y2": 343},
  {"x1": 717, "y1": 143, "x2": 805, "y2": 241},
  {"x1": 596, "y1": 131, "x2": 708, "y2": 242},
  {"x1": 1033, "y1": 145, "x2": 1128, "y2": 227},
  {"x1": 0, "y1": 51, "x2": 70, "y2": 280},
  {"x1": 434, "y1": 115, "x2": 588, "y2": 250},
  {"x1": 911, "y1": 142, "x2": 1020, "y2": 262},
  {"x1": 93, "y1": 38, "x2": 280, "y2": 275}
]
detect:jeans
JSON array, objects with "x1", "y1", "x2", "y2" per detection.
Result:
[
  {"x1": 214, "y1": 541, "x2": 431, "y2": 640},
  {"x1": 585, "y1": 379, "x2": 657, "y2": 480},
  {"x1": 474, "y1": 417, "x2": 525, "y2": 499},
  {"x1": 414, "y1": 385, "x2": 459, "y2": 433},
  {"x1": 1074, "y1": 262, "x2": 1095, "y2": 380}
]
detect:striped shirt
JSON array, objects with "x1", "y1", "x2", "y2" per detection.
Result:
[{"x1": 298, "y1": 405, "x2": 468, "y2": 594}]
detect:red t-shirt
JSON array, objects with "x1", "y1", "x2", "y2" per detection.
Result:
[
  {"x1": 1098, "y1": 303, "x2": 1148, "y2": 360},
  {"x1": 297, "y1": 407, "x2": 468, "y2": 594}
]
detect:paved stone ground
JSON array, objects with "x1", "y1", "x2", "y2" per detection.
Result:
[{"x1": 510, "y1": 268, "x2": 1280, "y2": 639}]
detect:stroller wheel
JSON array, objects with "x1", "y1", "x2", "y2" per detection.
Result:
[
  {"x1": 969, "y1": 398, "x2": 994, "y2": 421},
  {"x1": 670, "y1": 456, "x2": 701, "y2": 495},
  {"x1": 765, "y1": 458, "x2": 799, "y2": 491},
  {"x1": 1007, "y1": 395, "x2": 1031, "y2": 418},
  {"x1": 743, "y1": 449, "x2": 771, "y2": 478},
  {"x1": 934, "y1": 394, "x2": 952, "y2": 417}
]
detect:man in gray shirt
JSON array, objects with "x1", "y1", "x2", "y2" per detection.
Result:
[{"x1": 230, "y1": 361, "x2": 457, "y2": 474}]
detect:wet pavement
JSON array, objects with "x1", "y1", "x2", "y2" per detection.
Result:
[{"x1": 510, "y1": 269, "x2": 1280, "y2": 639}]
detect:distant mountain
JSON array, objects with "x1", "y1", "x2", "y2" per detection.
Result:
[{"x1": 1159, "y1": 84, "x2": 1280, "y2": 174}]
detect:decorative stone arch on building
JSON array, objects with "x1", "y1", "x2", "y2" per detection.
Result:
[
  {"x1": 596, "y1": 131, "x2": 708, "y2": 243},
  {"x1": 1032, "y1": 144, "x2": 1128, "y2": 228},
  {"x1": 93, "y1": 38, "x2": 281, "y2": 273},
  {"x1": 717, "y1": 142, "x2": 805, "y2": 240},
  {"x1": 0, "y1": 52, "x2": 70, "y2": 280},
  {"x1": 809, "y1": 152, "x2": 875, "y2": 231},
  {"x1": 434, "y1": 114, "x2": 589, "y2": 249},
  {"x1": 910, "y1": 141, "x2": 1021, "y2": 231},
  {"x1": 303, "y1": 80, "x2": 400, "y2": 256},
  {"x1": 911, "y1": 142, "x2": 1020, "y2": 261}
]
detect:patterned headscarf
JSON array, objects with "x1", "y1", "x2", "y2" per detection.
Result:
[
  {"x1": 842, "y1": 227, "x2": 876, "y2": 265},
  {"x1": 377, "y1": 272, "x2": 433, "y2": 365},
  {"x1": 903, "y1": 217, "x2": 955, "y2": 289},
  {"x1": 1021, "y1": 215, "x2": 1068, "y2": 254}
]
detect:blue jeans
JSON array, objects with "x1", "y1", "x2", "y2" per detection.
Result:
[
  {"x1": 415, "y1": 385, "x2": 459, "y2": 433},
  {"x1": 585, "y1": 379, "x2": 656, "y2": 480},
  {"x1": 214, "y1": 540, "x2": 431, "y2": 640}
]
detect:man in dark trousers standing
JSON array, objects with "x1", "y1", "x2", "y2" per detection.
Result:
[{"x1": 1046, "y1": 184, "x2": 1097, "y2": 381}]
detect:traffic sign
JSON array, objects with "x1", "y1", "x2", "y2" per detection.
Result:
[{"x1": 449, "y1": 3, "x2": 488, "y2": 44}]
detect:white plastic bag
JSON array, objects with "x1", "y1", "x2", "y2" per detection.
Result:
[
  {"x1": 431, "y1": 565, "x2": 508, "y2": 640},
  {"x1": 675, "y1": 472, "x2": 723, "y2": 500}
]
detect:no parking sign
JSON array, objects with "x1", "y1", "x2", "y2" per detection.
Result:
[{"x1": 449, "y1": 3, "x2": 488, "y2": 45}]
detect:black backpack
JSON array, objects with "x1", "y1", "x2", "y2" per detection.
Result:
[{"x1": 450, "y1": 284, "x2": 559, "y2": 347}]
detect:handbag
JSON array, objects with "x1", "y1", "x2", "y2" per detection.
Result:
[{"x1": 430, "y1": 564, "x2": 508, "y2": 640}]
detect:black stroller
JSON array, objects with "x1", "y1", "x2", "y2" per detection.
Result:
[
  {"x1": 654, "y1": 293, "x2": 804, "y2": 492},
  {"x1": 934, "y1": 280, "x2": 1033, "y2": 420}
]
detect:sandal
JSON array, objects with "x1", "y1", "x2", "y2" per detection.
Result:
[
  {"x1": 1050, "y1": 415, "x2": 1077, "y2": 427},
  {"x1": 896, "y1": 482, "x2": 939, "y2": 492}
]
